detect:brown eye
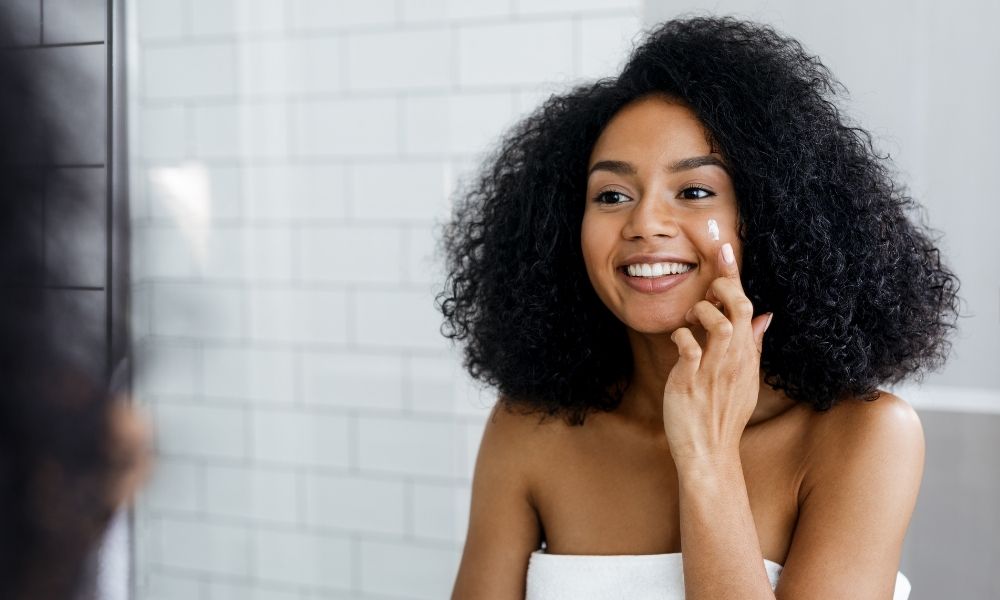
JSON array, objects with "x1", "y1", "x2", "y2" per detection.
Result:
[
  {"x1": 680, "y1": 186, "x2": 713, "y2": 200},
  {"x1": 594, "y1": 190, "x2": 630, "y2": 204}
]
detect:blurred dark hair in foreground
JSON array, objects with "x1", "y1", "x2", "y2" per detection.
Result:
[{"x1": 0, "y1": 13, "x2": 146, "y2": 600}]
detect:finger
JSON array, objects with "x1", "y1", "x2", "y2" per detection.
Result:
[
  {"x1": 717, "y1": 242, "x2": 743, "y2": 287},
  {"x1": 708, "y1": 276, "x2": 755, "y2": 341},
  {"x1": 750, "y1": 311, "x2": 774, "y2": 354},
  {"x1": 669, "y1": 326, "x2": 702, "y2": 382},
  {"x1": 703, "y1": 242, "x2": 740, "y2": 310},
  {"x1": 684, "y1": 299, "x2": 733, "y2": 366}
]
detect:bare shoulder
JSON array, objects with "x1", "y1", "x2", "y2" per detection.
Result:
[
  {"x1": 823, "y1": 389, "x2": 921, "y2": 426},
  {"x1": 776, "y1": 391, "x2": 925, "y2": 598},
  {"x1": 487, "y1": 398, "x2": 561, "y2": 435},
  {"x1": 480, "y1": 400, "x2": 571, "y2": 501},
  {"x1": 808, "y1": 390, "x2": 923, "y2": 450},
  {"x1": 800, "y1": 389, "x2": 925, "y2": 499},
  {"x1": 451, "y1": 399, "x2": 556, "y2": 600},
  {"x1": 482, "y1": 399, "x2": 561, "y2": 462}
]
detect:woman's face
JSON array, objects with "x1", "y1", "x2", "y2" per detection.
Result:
[{"x1": 581, "y1": 94, "x2": 741, "y2": 334}]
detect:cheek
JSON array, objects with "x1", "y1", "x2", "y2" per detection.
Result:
[
  {"x1": 686, "y1": 214, "x2": 739, "y2": 246},
  {"x1": 579, "y1": 215, "x2": 619, "y2": 300},
  {"x1": 579, "y1": 215, "x2": 606, "y2": 270},
  {"x1": 677, "y1": 215, "x2": 742, "y2": 278}
]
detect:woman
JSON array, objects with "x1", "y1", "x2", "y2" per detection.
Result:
[{"x1": 440, "y1": 16, "x2": 959, "y2": 600}]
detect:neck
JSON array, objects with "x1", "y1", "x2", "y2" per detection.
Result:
[{"x1": 616, "y1": 327, "x2": 795, "y2": 433}]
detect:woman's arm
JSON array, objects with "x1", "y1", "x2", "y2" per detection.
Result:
[
  {"x1": 451, "y1": 402, "x2": 543, "y2": 600},
  {"x1": 771, "y1": 393, "x2": 924, "y2": 599},
  {"x1": 674, "y1": 394, "x2": 923, "y2": 600},
  {"x1": 676, "y1": 450, "x2": 776, "y2": 599},
  {"x1": 663, "y1": 241, "x2": 777, "y2": 598}
]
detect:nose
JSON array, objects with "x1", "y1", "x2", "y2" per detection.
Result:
[{"x1": 621, "y1": 193, "x2": 679, "y2": 240}]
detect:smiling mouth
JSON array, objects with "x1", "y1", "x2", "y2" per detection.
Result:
[
  {"x1": 617, "y1": 263, "x2": 696, "y2": 294},
  {"x1": 619, "y1": 263, "x2": 695, "y2": 278}
]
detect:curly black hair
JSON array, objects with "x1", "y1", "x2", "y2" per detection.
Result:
[{"x1": 436, "y1": 15, "x2": 961, "y2": 426}]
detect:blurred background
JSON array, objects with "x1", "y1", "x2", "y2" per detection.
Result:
[{"x1": 1, "y1": 0, "x2": 996, "y2": 598}]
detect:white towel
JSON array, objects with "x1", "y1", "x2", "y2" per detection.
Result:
[{"x1": 525, "y1": 549, "x2": 911, "y2": 600}]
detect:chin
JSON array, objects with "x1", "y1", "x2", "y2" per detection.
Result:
[{"x1": 621, "y1": 313, "x2": 687, "y2": 336}]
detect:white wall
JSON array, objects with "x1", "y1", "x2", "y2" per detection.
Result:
[{"x1": 127, "y1": 1, "x2": 645, "y2": 599}]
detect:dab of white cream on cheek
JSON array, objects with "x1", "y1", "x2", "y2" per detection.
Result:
[{"x1": 707, "y1": 218, "x2": 720, "y2": 241}]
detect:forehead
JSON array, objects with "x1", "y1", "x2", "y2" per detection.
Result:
[{"x1": 588, "y1": 95, "x2": 713, "y2": 168}]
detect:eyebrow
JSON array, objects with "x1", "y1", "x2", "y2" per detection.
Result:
[{"x1": 588, "y1": 155, "x2": 729, "y2": 177}]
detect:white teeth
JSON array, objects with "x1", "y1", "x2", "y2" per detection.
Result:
[{"x1": 626, "y1": 262, "x2": 693, "y2": 278}]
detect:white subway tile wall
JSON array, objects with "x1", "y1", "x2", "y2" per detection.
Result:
[
  {"x1": 158, "y1": 517, "x2": 253, "y2": 577},
  {"x1": 144, "y1": 459, "x2": 201, "y2": 513},
  {"x1": 129, "y1": 0, "x2": 643, "y2": 598},
  {"x1": 143, "y1": 43, "x2": 238, "y2": 99}
]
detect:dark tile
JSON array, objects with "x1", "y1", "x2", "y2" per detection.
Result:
[
  {"x1": 44, "y1": 288, "x2": 106, "y2": 381},
  {"x1": 28, "y1": 44, "x2": 107, "y2": 165},
  {"x1": 42, "y1": 0, "x2": 106, "y2": 44},
  {"x1": 45, "y1": 167, "x2": 107, "y2": 287},
  {"x1": 0, "y1": 0, "x2": 41, "y2": 46}
]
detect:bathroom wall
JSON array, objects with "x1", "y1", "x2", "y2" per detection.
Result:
[
  {"x1": 130, "y1": 0, "x2": 998, "y2": 598},
  {"x1": 127, "y1": 1, "x2": 644, "y2": 599},
  {"x1": 644, "y1": 2, "x2": 1000, "y2": 598}
]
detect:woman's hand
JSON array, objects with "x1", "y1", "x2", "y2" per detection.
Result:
[{"x1": 662, "y1": 242, "x2": 773, "y2": 465}]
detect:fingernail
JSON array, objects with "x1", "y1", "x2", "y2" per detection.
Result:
[
  {"x1": 764, "y1": 312, "x2": 774, "y2": 332},
  {"x1": 722, "y1": 243, "x2": 735, "y2": 264}
]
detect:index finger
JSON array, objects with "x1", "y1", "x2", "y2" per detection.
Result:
[
  {"x1": 705, "y1": 241, "x2": 742, "y2": 307},
  {"x1": 719, "y1": 242, "x2": 740, "y2": 281},
  {"x1": 712, "y1": 242, "x2": 756, "y2": 348}
]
